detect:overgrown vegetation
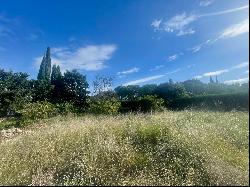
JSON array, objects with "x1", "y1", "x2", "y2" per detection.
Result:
[{"x1": 0, "y1": 111, "x2": 248, "y2": 186}]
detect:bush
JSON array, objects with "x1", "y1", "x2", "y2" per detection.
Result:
[
  {"x1": 120, "y1": 95, "x2": 164, "y2": 113},
  {"x1": 55, "y1": 102, "x2": 76, "y2": 115},
  {"x1": 17, "y1": 101, "x2": 59, "y2": 123},
  {"x1": 170, "y1": 92, "x2": 249, "y2": 111},
  {"x1": 88, "y1": 98, "x2": 121, "y2": 115},
  {"x1": 139, "y1": 95, "x2": 164, "y2": 112}
]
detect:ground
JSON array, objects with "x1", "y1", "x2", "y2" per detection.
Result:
[{"x1": 0, "y1": 110, "x2": 249, "y2": 186}]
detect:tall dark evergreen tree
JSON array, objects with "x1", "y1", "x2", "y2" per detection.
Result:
[
  {"x1": 37, "y1": 47, "x2": 51, "y2": 81},
  {"x1": 209, "y1": 76, "x2": 214, "y2": 83},
  {"x1": 51, "y1": 64, "x2": 62, "y2": 84},
  {"x1": 215, "y1": 76, "x2": 218, "y2": 84},
  {"x1": 37, "y1": 56, "x2": 46, "y2": 80}
]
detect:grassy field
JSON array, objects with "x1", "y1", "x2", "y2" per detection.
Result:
[{"x1": 0, "y1": 110, "x2": 249, "y2": 186}]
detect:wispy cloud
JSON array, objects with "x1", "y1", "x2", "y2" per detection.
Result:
[
  {"x1": 162, "y1": 13, "x2": 197, "y2": 36},
  {"x1": 34, "y1": 44, "x2": 117, "y2": 72},
  {"x1": 189, "y1": 18, "x2": 248, "y2": 53},
  {"x1": 165, "y1": 68, "x2": 182, "y2": 75},
  {"x1": 117, "y1": 67, "x2": 139, "y2": 75},
  {"x1": 151, "y1": 5, "x2": 249, "y2": 36},
  {"x1": 123, "y1": 74, "x2": 165, "y2": 86},
  {"x1": 245, "y1": 70, "x2": 249, "y2": 74},
  {"x1": 224, "y1": 77, "x2": 249, "y2": 85},
  {"x1": 194, "y1": 75, "x2": 203, "y2": 79},
  {"x1": 167, "y1": 53, "x2": 183, "y2": 62},
  {"x1": 199, "y1": 5, "x2": 249, "y2": 17},
  {"x1": 150, "y1": 65, "x2": 165, "y2": 71},
  {"x1": 219, "y1": 18, "x2": 249, "y2": 39},
  {"x1": 203, "y1": 69, "x2": 229, "y2": 77},
  {"x1": 194, "y1": 61, "x2": 249, "y2": 79},
  {"x1": 151, "y1": 19, "x2": 162, "y2": 31},
  {"x1": 199, "y1": 0, "x2": 214, "y2": 7},
  {"x1": 231, "y1": 61, "x2": 249, "y2": 69}
]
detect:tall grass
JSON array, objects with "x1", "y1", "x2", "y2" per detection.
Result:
[{"x1": 0, "y1": 110, "x2": 248, "y2": 186}]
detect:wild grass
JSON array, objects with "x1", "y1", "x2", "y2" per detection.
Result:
[{"x1": 0, "y1": 110, "x2": 248, "y2": 186}]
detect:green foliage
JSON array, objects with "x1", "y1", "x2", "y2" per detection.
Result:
[
  {"x1": 17, "y1": 101, "x2": 58, "y2": 124},
  {"x1": 139, "y1": 95, "x2": 164, "y2": 112},
  {"x1": 0, "y1": 70, "x2": 31, "y2": 117},
  {"x1": 61, "y1": 70, "x2": 89, "y2": 108},
  {"x1": 154, "y1": 80, "x2": 188, "y2": 102},
  {"x1": 170, "y1": 92, "x2": 249, "y2": 111},
  {"x1": 37, "y1": 47, "x2": 51, "y2": 81},
  {"x1": 120, "y1": 95, "x2": 164, "y2": 113},
  {"x1": 51, "y1": 65, "x2": 64, "y2": 103},
  {"x1": 55, "y1": 102, "x2": 76, "y2": 115},
  {"x1": 51, "y1": 64, "x2": 62, "y2": 84},
  {"x1": 88, "y1": 97, "x2": 121, "y2": 115},
  {"x1": 30, "y1": 80, "x2": 53, "y2": 102},
  {"x1": 115, "y1": 85, "x2": 140, "y2": 100}
]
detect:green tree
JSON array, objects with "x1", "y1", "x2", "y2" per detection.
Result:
[
  {"x1": 51, "y1": 64, "x2": 62, "y2": 84},
  {"x1": 29, "y1": 80, "x2": 53, "y2": 102},
  {"x1": 0, "y1": 69, "x2": 31, "y2": 116},
  {"x1": 51, "y1": 65, "x2": 63, "y2": 103},
  {"x1": 61, "y1": 70, "x2": 89, "y2": 109},
  {"x1": 37, "y1": 47, "x2": 51, "y2": 81},
  {"x1": 154, "y1": 80, "x2": 188, "y2": 102},
  {"x1": 114, "y1": 85, "x2": 140, "y2": 100}
]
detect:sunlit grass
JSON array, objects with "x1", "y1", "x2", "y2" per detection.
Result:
[{"x1": 0, "y1": 110, "x2": 248, "y2": 186}]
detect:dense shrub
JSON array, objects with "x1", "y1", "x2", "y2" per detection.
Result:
[
  {"x1": 170, "y1": 92, "x2": 249, "y2": 111},
  {"x1": 55, "y1": 102, "x2": 76, "y2": 115},
  {"x1": 17, "y1": 101, "x2": 59, "y2": 123},
  {"x1": 120, "y1": 95, "x2": 164, "y2": 113},
  {"x1": 0, "y1": 70, "x2": 32, "y2": 117},
  {"x1": 139, "y1": 95, "x2": 164, "y2": 112},
  {"x1": 88, "y1": 98, "x2": 121, "y2": 115}
]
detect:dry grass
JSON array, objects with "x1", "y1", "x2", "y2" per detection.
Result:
[{"x1": 0, "y1": 110, "x2": 248, "y2": 186}]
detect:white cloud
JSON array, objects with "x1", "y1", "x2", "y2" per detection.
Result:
[
  {"x1": 152, "y1": 5, "x2": 248, "y2": 37},
  {"x1": 151, "y1": 19, "x2": 162, "y2": 31},
  {"x1": 117, "y1": 67, "x2": 139, "y2": 75},
  {"x1": 199, "y1": 5, "x2": 249, "y2": 17},
  {"x1": 165, "y1": 68, "x2": 182, "y2": 75},
  {"x1": 193, "y1": 75, "x2": 203, "y2": 79},
  {"x1": 231, "y1": 61, "x2": 249, "y2": 69},
  {"x1": 203, "y1": 69, "x2": 229, "y2": 76},
  {"x1": 150, "y1": 65, "x2": 165, "y2": 71},
  {"x1": 224, "y1": 77, "x2": 249, "y2": 85},
  {"x1": 193, "y1": 61, "x2": 249, "y2": 79},
  {"x1": 245, "y1": 70, "x2": 249, "y2": 74},
  {"x1": 168, "y1": 54, "x2": 178, "y2": 61},
  {"x1": 219, "y1": 19, "x2": 249, "y2": 39},
  {"x1": 199, "y1": 0, "x2": 214, "y2": 7},
  {"x1": 163, "y1": 13, "x2": 197, "y2": 36},
  {"x1": 167, "y1": 53, "x2": 183, "y2": 62},
  {"x1": 34, "y1": 44, "x2": 117, "y2": 72},
  {"x1": 123, "y1": 75, "x2": 165, "y2": 86},
  {"x1": 190, "y1": 18, "x2": 249, "y2": 54}
]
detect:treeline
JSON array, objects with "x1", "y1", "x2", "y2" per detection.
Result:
[{"x1": 0, "y1": 48, "x2": 249, "y2": 121}]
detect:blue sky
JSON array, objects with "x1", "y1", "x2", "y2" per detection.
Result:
[{"x1": 0, "y1": 0, "x2": 249, "y2": 88}]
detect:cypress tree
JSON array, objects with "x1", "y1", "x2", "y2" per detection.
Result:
[
  {"x1": 37, "y1": 56, "x2": 46, "y2": 80},
  {"x1": 44, "y1": 47, "x2": 51, "y2": 81},
  {"x1": 209, "y1": 76, "x2": 214, "y2": 83},
  {"x1": 51, "y1": 64, "x2": 62, "y2": 84},
  {"x1": 215, "y1": 76, "x2": 218, "y2": 84},
  {"x1": 37, "y1": 47, "x2": 51, "y2": 81}
]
